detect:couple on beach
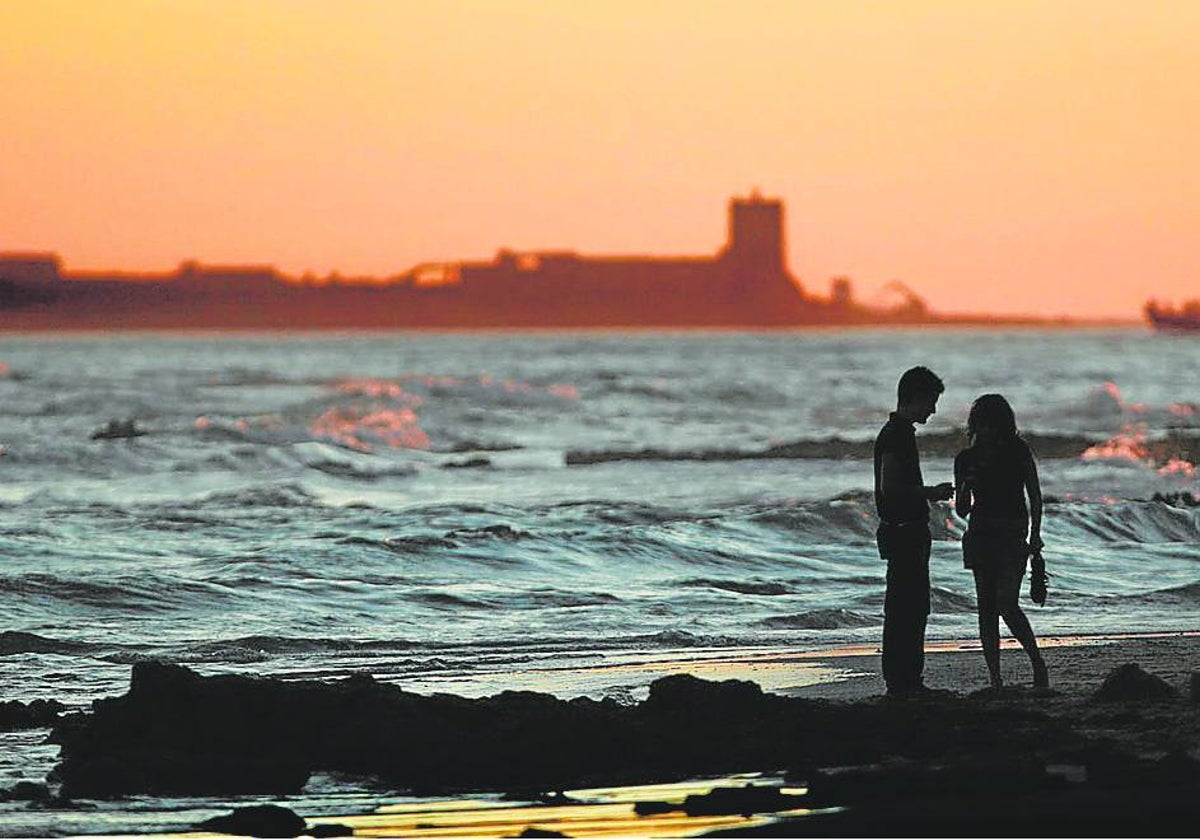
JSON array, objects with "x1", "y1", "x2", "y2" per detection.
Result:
[{"x1": 874, "y1": 366, "x2": 1049, "y2": 696}]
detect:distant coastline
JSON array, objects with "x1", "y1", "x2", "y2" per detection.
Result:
[{"x1": 0, "y1": 195, "x2": 1139, "y2": 331}]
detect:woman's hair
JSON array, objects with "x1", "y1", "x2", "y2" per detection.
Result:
[{"x1": 967, "y1": 393, "x2": 1018, "y2": 442}]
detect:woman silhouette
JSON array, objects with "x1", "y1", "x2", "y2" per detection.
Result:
[{"x1": 955, "y1": 394, "x2": 1049, "y2": 689}]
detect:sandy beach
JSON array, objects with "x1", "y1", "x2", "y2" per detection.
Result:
[{"x1": 791, "y1": 631, "x2": 1200, "y2": 701}]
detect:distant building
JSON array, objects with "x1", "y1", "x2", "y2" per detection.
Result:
[
  {"x1": 830, "y1": 276, "x2": 854, "y2": 307},
  {"x1": 174, "y1": 261, "x2": 281, "y2": 292},
  {"x1": 425, "y1": 193, "x2": 808, "y2": 324},
  {"x1": 0, "y1": 252, "x2": 62, "y2": 285},
  {"x1": 2, "y1": 194, "x2": 964, "y2": 328}
]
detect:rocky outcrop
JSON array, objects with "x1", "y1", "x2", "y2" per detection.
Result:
[
  {"x1": 1092, "y1": 663, "x2": 1179, "y2": 702},
  {"x1": 195, "y1": 805, "x2": 307, "y2": 838},
  {"x1": 0, "y1": 699, "x2": 66, "y2": 731},
  {"x1": 49, "y1": 662, "x2": 1102, "y2": 799}
]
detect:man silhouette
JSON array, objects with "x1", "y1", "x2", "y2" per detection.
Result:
[{"x1": 874, "y1": 366, "x2": 954, "y2": 696}]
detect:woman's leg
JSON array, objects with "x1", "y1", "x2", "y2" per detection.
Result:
[
  {"x1": 997, "y1": 562, "x2": 1049, "y2": 687},
  {"x1": 972, "y1": 566, "x2": 1002, "y2": 686}
]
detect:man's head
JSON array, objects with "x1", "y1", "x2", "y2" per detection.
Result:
[{"x1": 896, "y1": 366, "x2": 944, "y2": 424}]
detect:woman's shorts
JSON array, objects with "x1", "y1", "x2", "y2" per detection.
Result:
[{"x1": 962, "y1": 519, "x2": 1029, "y2": 571}]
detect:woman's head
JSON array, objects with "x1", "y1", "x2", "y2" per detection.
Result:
[{"x1": 968, "y1": 393, "x2": 1018, "y2": 443}]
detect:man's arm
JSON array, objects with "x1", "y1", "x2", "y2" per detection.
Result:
[{"x1": 881, "y1": 452, "x2": 953, "y2": 503}]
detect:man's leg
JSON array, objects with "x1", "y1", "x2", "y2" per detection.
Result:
[
  {"x1": 882, "y1": 560, "x2": 907, "y2": 692},
  {"x1": 883, "y1": 535, "x2": 930, "y2": 693}
]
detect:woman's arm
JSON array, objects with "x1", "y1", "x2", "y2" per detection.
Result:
[
  {"x1": 1024, "y1": 450, "x2": 1044, "y2": 550},
  {"x1": 954, "y1": 453, "x2": 973, "y2": 517}
]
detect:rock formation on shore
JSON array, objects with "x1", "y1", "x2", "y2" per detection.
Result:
[{"x1": 50, "y1": 660, "x2": 1197, "y2": 801}]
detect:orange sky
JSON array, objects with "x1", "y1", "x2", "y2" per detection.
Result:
[{"x1": 2, "y1": 1, "x2": 1197, "y2": 318}]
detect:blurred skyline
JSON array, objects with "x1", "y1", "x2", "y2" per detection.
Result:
[{"x1": 3, "y1": 0, "x2": 1198, "y2": 319}]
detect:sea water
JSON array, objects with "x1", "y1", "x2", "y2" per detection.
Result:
[{"x1": 0, "y1": 328, "x2": 1196, "y2": 835}]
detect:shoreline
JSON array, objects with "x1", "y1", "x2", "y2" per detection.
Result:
[{"x1": 371, "y1": 630, "x2": 1200, "y2": 702}]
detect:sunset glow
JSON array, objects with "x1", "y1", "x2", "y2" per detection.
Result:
[{"x1": 3, "y1": 1, "x2": 1198, "y2": 318}]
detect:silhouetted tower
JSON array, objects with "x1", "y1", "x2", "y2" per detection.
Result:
[
  {"x1": 719, "y1": 192, "x2": 805, "y2": 317},
  {"x1": 725, "y1": 192, "x2": 786, "y2": 277}
]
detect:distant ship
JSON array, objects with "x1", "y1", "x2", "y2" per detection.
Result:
[{"x1": 1145, "y1": 300, "x2": 1200, "y2": 332}]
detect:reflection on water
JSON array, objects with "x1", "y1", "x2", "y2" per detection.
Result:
[{"x1": 294, "y1": 775, "x2": 831, "y2": 839}]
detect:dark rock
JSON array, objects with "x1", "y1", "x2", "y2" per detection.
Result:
[
  {"x1": 1152, "y1": 491, "x2": 1200, "y2": 508},
  {"x1": 442, "y1": 456, "x2": 492, "y2": 469},
  {"x1": 4, "y1": 781, "x2": 52, "y2": 802},
  {"x1": 307, "y1": 823, "x2": 354, "y2": 838},
  {"x1": 682, "y1": 784, "x2": 806, "y2": 816},
  {"x1": 518, "y1": 829, "x2": 566, "y2": 838},
  {"x1": 90, "y1": 418, "x2": 144, "y2": 440},
  {"x1": 1092, "y1": 664, "x2": 1179, "y2": 702},
  {"x1": 195, "y1": 804, "x2": 307, "y2": 838},
  {"x1": 644, "y1": 673, "x2": 763, "y2": 712},
  {"x1": 805, "y1": 758, "x2": 1063, "y2": 805},
  {"x1": 501, "y1": 790, "x2": 577, "y2": 805},
  {"x1": 49, "y1": 663, "x2": 1094, "y2": 799},
  {"x1": 633, "y1": 800, "x2": 680, "y2": 816},
  {"x1": 0, "y1": 631, "x2": 92, "y2": 656},
  {"x1": 0, "y1": 698, "x2": 67, "y2": 731},
  {"x1": 26, "y1": 795, "x2": 93, "y2": 811},
  {"x1": 1083, "y1": 748, "x2": 1200, "y2": 788},
  {"x1": 52, "y1": 662, "x2": 313, "y2": 797}
]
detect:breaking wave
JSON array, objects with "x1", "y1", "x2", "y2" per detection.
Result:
[
  {"x1": 759, "y1": 609, "x2": 878, "y2": 630},
  {"x1": 680, "y1": 578, "x2": 791, "y2": 596},
  {"x1": 563, "y1": 431, "x2": 1147, "y2": 465}
]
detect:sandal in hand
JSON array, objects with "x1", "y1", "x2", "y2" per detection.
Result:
[{"x1": 1029, "y1": 549, "x2": 1049, "y2": 606}]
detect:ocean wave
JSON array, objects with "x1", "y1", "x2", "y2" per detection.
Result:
[
  {"x1": 380, "y1": 534, "x2": 461, "y2": 551},
  {"x1": 140, "y1": 513, "x2": 227, "y2": 531},
  {"x1": 437, "y1": 440, "x2": 524, "y2": 453},
  {"x1": 114, "y1": 634, "x2": 425, "y2": 663},
  {"x1": 577, "y1": 501, "x2": 708, "y2": 526},
  {"x1": 1, "y1": 573, "x2": 240, "y2": 613},
  {"x1": 445, "y1": 524, "x2": 528, "y2": 541},
  {"x1": 748, "y1": 497, "x2": 878, "y2": 541},
  {"x1": 407, "y1": 591, "x2": 499, "y2": 610},
  {"x1": 515, "y1": 589, "x2": 623, "y2": 608},
  {"x1": 304, "y1": 458, "x2": 419, "y2": 481},
  {"x1": 680, "y1": 578, "x2": 791, "y2": 596},
  {"x1": 759, "y1": 608, "x2": 878, "y2": 629},
  {"x1": 1071, "y1": 381, "x2": 1200, "y2": 429},
  {"x1": 623, "y1": 629, "x2": 741, "y2": 648},
  {"x1": 564, "y1": 430, "x2": 1129, "y2": 466},
  {"x1": 595, "y1": 380, "x2": 680, "y2": 401},
  {"x1": 404, "y1": 587, "x2": 616, "y2": 611},
  {"x1": 1134, "y1": 582, "x2": 1200, "y2": 603},
  {"x1": 199, "y1": 482, "x2": 320, "y2": 508},
  {"x1": 204, "y1": 368, "x2": 296, "y2": 387},
  {"x1": 103, "y1": 644, "x2": 271, "y2": 666},
  {"x1": 0, "y1": 631, "x2": 96, "y2": 657},
  {"x1": 1052, "y1": 500, "x2": 1200, "y2": 544},
  {"x1": 929, "y1": 586, "x2": 976, "y2": 613}
]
